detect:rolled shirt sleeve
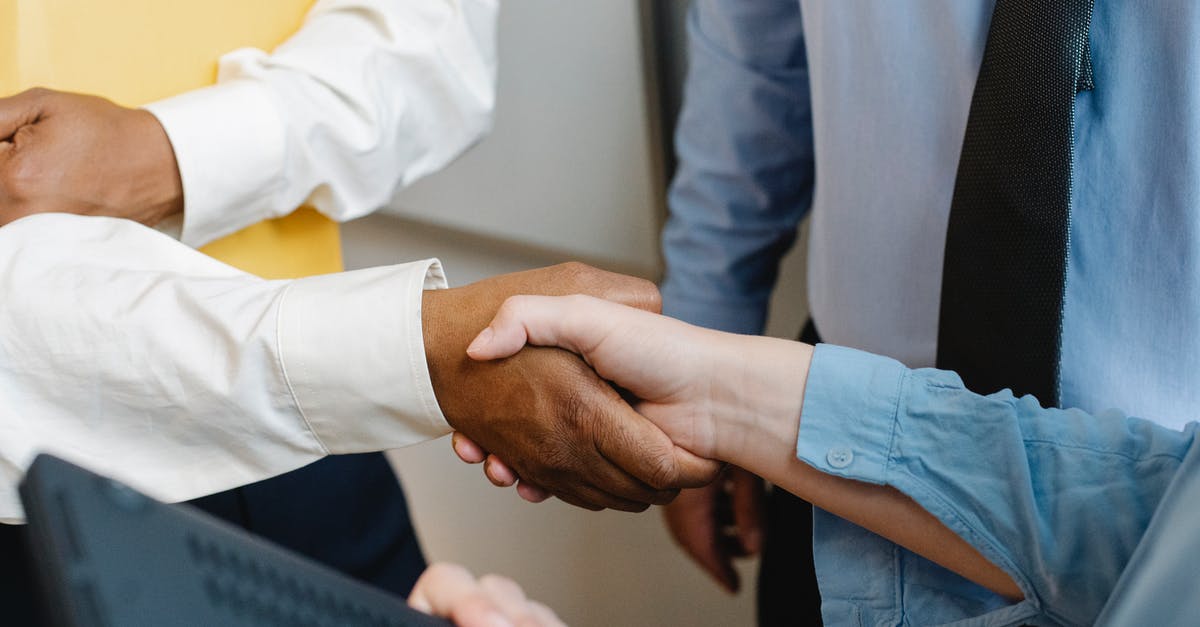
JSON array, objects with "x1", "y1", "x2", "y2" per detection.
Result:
[
  {"x1": 144, "y1": 0, "x2": 498, "y2": 248},
  {"x1": 797, "y1": 344, "x2": 1196, "y2": 626},
  {"x1": 0, "y1": 214, "x2": 449, "y2": 523}
]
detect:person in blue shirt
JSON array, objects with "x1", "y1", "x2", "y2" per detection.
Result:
[
  {"x1": 462, "y1": 293, "x2": 1199, "y2": 627},
  {"x1": 657, "y1": 1, "x2": 1200, "y2": 624}
]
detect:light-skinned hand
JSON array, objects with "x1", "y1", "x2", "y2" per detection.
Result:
[{"x1": 409, "y1": 562, "x2": 565, "y2": 627}]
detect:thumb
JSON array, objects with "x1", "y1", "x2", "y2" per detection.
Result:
[{"x1": 466, "y1": 294, "x2": 609, "y2": 361}]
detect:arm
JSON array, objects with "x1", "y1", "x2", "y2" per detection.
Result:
[
  {"x1": 0, "y1": 213, "x2": 448, "y2": 522},
  {"x1": 0, "y1": 0, "x2": 497, "y2": 244},
  {"x1": 660, "y1": 0, "x2": 813, "y2": 335},
  {"x1": 656, "y1": 0, "x2": 815, "y2": 589},
  {"x1": 469, "y1": 295, "x2": 1197, "y2": 620},
  {"x1": 0, "y1": 217, "x2": 716, "y2": 522}
]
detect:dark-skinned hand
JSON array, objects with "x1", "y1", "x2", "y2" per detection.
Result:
[
  {"x1": 423, "y1": 263, "x2": 721, "y2": 511},
  {"x1": 0, "y1": 88, "x2": 183, "y2": 226}
]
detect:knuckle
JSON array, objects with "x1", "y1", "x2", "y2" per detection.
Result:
[
  {"x1": 558, "y1": 260, "x2": 591, "y2": 275},
  {"x1": 479, "y1": 573, "x2": 523, "y2": 596},
  {"x1": 20, "y1": 87, "x2": 50, "y2": 101},
  {"x1": 424, "y1": 561, "x2": 470, "y2": 584},
  {"x1": 563, "y1": 293, "x2": 593, "y2": 309}
]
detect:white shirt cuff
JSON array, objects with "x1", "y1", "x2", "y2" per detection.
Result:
[
  {"x1": 145, "y1": 78, "x2": 286, "y2": 248},
  {"x1": 277, "y1": 259, "x2": 450, "y2": 453}
]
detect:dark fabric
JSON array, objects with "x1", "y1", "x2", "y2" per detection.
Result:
[
  {"x1": 937, "y1": 0, "x2": 1095, "y2": 403},
  {"x1": 757, "y1": 319, "x2": 822, "y2": 626},
  {"x1": 3, "y1": 452, "x2": 425, "y2": 625}
]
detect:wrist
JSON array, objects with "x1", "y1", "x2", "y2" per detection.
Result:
[
  {"x1": 421, "y1": 288, "x2": 459, "y2": 422},
  {"x1": 131, "y1": 109, "x2": 184, "y2": 224},
  {"x1": 711, "y1": 336, "x2": 813, "y2": 473}
]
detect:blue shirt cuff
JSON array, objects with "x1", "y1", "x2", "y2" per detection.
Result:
[{"x1": 795, "y1": 344, "x2": 908, "y2": 484}]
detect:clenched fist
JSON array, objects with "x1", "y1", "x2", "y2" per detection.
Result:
[{"x1": 0, "y1": 88, "x2": 183, "y2": 226}]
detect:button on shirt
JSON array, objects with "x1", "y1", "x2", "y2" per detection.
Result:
[
  {"x1": 0, "y1": 0, "x2": 497, "y2": 521},
  {"x1": 661, "y1": 0, "x2": 1200, "y2": 624}
]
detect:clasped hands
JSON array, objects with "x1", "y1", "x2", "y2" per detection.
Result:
[{"x1": 430, "y1": 271, "x2": 809, "y2": 513}]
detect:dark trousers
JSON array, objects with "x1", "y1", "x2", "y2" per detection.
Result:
[
  {"x1": 2, "y1": 452, "x2": 426, "y2": 625},
  {"x1": 757, "y1": 319, "x2": 823, "y2": 626}
]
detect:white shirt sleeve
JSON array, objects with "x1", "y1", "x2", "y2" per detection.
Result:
[
  {"x1": 0, "y1": 214, "x2": 450, "y2": 523},
  {"x1": 143, "y1": 0, "x2": 498, "y2": 248}
]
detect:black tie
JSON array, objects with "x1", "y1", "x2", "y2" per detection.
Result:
[{"x1": 936, "y1": 0, "x2": 1095, "y2": 404}]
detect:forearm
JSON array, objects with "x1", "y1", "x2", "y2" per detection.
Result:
[
  {"x1": 0, "y1": 214, "x2": 448, "y2": 522},
  {"x1": 146, "y1": 0, "x2": 497, "y2": 247},
  {"x1": 722, "y1": 341, "x2": 1196, "y2": 622},
  {"x1": 711, "y1": 336, "x2": 1020, "y2": 599},
  {"x1": 660, "y1": 0, "x2": 814, "y2": 335}
]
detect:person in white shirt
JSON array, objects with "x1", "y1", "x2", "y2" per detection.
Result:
[{"x1": 0, "y1": 1, "x2": 719, "y2": 618}]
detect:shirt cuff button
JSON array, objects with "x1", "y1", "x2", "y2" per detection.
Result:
[{"x1": 826, "y1": 447, "x2": 854, "y2": 469}]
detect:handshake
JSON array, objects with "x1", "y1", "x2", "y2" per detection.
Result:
[
  {"x1": 420, "y1": 262, "x2": 806, "y2": 514},
  {"x1": 422, "y1": 264, "x2": 1020, "y2": 605}
]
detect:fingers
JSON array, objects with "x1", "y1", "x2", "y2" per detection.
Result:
[
  {"x1": 409, "y1": 563, "x2": 565, "y2": 627},
  {"x1": 663, "y1": 485, "x2": 740, "y2": 593},
  {"x1": 453, "y1": 432, "x2": 488, "y2": 464},
  {"x1": 515, "y1": 481, "x2": 551, "y2": 503},
  {"x1": 407, "y1": 562, "x2": 469, "y2": 613},
  {"x1": 485, "y1": 455, "x2": 518, "y2": 487},
  {"x1": 729, "y1": 467, "x2": 765, "y2": 555},
  {"x1": 462, "y1": 434, "x2": 660, "y2": 511},
  {"x1": 593, "y1": 396, "x2": 720, "y2": 493}
]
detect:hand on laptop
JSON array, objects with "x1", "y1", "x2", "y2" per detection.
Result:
[{"x1": 409, "y1": 562, "x2": 564, "y2": 627}]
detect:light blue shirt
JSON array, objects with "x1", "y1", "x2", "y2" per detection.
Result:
[
  {"x1": 800, "y1": 345, "x2": 1196, "y2": 626},
  {"x1": 1095, "y1": 430, "x2": 1200, "y2": 626},
  {"x1": 662, "y1": 0, "x2": 1200, "y2": 430},
  {"x1": 661, "y1": 1, "x2": 1200, "y2": 624}
]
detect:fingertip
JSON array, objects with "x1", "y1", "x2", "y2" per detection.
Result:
[
  {"x1": 452, "y1": 433, "x2": 487, "y2": 464},
  {"x1": 515, "y1": 481, "x2": 550, "y2": 503},
  {"x1": 485, "y1": 456, "x2": 517, "y2": 487},
  {"x1": 466, "y1": 326, "x2": 496, "y2": 360}
]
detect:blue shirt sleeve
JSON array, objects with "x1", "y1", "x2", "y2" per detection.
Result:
[
  {"x1": 797, "y1": 344, "x2": 1197, "y2": 626},
  {"x1": 660, "y1": 0, "x2": 815, "y2": 335}
]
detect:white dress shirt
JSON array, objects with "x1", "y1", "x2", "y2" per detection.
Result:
[
  {"x1": 147, "y1": 0, "x2": 498, "y2": 248},
  {"x1": 0, "y1": 0, "x2": 497, "y2": 521},
  {"x1": 0, "y1": 214, "x2": 448, "y2": 522}
]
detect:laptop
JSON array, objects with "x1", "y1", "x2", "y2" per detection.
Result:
[{"x1": 19, "y1": 454, "x2": 450, "y2": 627}]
